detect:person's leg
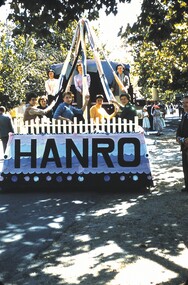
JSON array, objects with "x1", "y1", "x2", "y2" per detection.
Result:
[
  {"x1": 1, "y1": 137, "x2": 8, "y2": 153},
  {"x1": 76, "y1": 91, "x2": 82, "y2": 108},
  {"x1": 182, "y1": 150, "x2": 188, "y2": 190}
]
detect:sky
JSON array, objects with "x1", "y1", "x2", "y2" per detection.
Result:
[{"x1": 91, "y1": 0, "x2": 142, "y2": 61}]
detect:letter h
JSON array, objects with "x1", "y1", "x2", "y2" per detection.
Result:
[{"x1": 15, "y1": 139, "x2": 37, "y2": 168}]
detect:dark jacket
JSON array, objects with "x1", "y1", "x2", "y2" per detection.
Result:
[
  {"x1": 176, "y1": 113, "x2": 188, "y2": 150},
  {"x1": 119, "y1": 103, "x2": 137, "y2": 121},
  {"x1": 0, "y1": 113, "x2": 14, "y2": 138}
]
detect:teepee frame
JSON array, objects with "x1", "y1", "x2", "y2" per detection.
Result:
[{"x1": 55, "y1": 18, "x2": 125, "y2": 119}]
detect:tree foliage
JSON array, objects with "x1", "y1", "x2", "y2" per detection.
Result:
[
  {"x1": 121, "y1": 0, "x2": 188, "y2": 99},
  {"x1": 1, "y1": 0, "x2": 131, "y2": 38},
  {"x1": 0, "y1": 21, "x2": 77, "y2": 109}
]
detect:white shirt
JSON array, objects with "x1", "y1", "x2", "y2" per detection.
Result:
[{"x1": 45, "y1": 78, "x2": 59, "y2": 96}]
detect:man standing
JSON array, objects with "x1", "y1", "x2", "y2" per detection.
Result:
[
  {"x1": 0, "y1": 106, "x2": 14, "y2": 154},
  {"x1": 176, "y1": 95, "x2": 188, "y2": 192}
]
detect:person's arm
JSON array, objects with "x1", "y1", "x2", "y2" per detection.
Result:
[
  {"x1": 89, "y1": 106, "x2": 96, "y2": 120},
  {"x1": 87, "y1": 74, "x2": 91, "y2": 88},
  {"x1": 43, "y1": 100, "x2": 56, "y2": 113},
  {"x1": 29, "y1": 100, "x2": 55, "y2": 116},
  {"x1": 8, "y1": 117, "x2": 14, "y2": 133},
  {"x1": 53, "y1": 103, "x2": 73, "y2": 123},
  {"x1": 81, "y1": 95, "x2": 90, "y2": 112},
  {"x1": 56, "y1": 116, "x2": 73, "y2": 123},
  {"x1": 122, "y1": 75, "x2": 130, "y2": 91},
  {"x1": 45, "y1": 80, "x2": 51, "y2": 95},
  {"x1": 109, "y1": 107, "x2": 118, "y2": 119},
  {"x1": 29, "y1": 108, "x2": 46, "y2": 116}
]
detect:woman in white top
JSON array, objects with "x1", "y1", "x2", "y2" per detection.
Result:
[{"x1": 45, "y1": 69, "x2": 59, "y2": 104}]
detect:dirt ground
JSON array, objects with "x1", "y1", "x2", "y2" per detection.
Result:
[{"x1": 2, "y1": 114, "x2": 188, "y2": 285}]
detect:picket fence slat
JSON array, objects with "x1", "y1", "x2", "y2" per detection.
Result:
[{"x1": 12, "y1": 116, "x2": 139, "y2": 134}]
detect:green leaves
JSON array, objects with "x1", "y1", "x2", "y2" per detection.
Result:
[
  {"x1": 121, "y1": 0, "x2": 188, "y2": 99},
  {"x1": 0, "y1": 20, "x2": 76, "y2": 109},
  {"x1": 5, "y1": 0, "x2": 130, "y2": 38}
]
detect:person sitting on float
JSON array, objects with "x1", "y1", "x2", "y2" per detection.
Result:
[
  {"x1": 89, "y1": 94, "x2": 118, "y2": 123},
  {"x1": 110, "y1": 93, "x2": 137, "y2": 121},
  {"x1": 23, "y1": 92, "x2": 55, "y2": 123},
  {"x1": 37, "y1": 95, "x2": 53, "y2": 119},
  {"x1": 53, "y1": 91, "x2": 90, "y2": 123}
]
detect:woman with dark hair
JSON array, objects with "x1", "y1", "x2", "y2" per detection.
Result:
[
  {"x1": 111, "y1": 64, "x2": 130, "y2": 103},
  {"x1": 37, "y1": 95, "x2": 53, "y2": 119},
  {"x1": 45, "y1": 69, "x2": 59, "y2": 104}
]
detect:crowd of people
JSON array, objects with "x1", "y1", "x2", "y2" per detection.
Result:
[{"x1": 140, "y1": 101, "x2": 166, "y2": 136}]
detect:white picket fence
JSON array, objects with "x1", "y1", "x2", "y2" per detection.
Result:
[{"x1": 12, "y1": 116, "x2": 140, "y2": 134}]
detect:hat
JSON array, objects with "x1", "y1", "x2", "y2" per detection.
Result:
[
  {"x1": 96, "y1": 94, "x2": 104, "y2": 100},
  {"x1": 143, "y1": 105, "x2": 148, "y2": 110}
]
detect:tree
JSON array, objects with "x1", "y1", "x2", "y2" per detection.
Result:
[
  {"x1": 121, "y1": 0, "x2": 188, "y2": 99},
  {"x1": 1, "y1": 0, "x2": 131, "y2": 38},
  {"x1": 0, "y1": 20, "x2": 77, "y2": 109}
]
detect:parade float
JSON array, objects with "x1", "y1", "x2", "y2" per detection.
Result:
[{"x1": 0, "y1": 19, "x2": 153, "y2": 191}]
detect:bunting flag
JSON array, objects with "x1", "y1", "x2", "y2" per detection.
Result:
[
  {"x1": 57, "y1": 24, "x2": 80, "y2": 94},
  {"x1": 79, "y1": 19, "x2": 90, "y2": 97},
  {"x1": 65, "y1": 30, "x2": 81, "y2": 92}
]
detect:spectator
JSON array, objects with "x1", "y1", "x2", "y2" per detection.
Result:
[
  {"x1": 169, "y1": 102, "x2": 174, "y2": 114},
  {"x1": 176, "y1": 95, "x2": 188, "y2": 193},
  {"x1": 146, "y1": 100, "x2": 154, "y2": 131},
  {"x1": 111, "y1": 64, "x2": 130, "y2": 103},
  {"x1": 177, "y1": 101, "x2": 183, "y2": 118},
  {"x1": 90, "y1": 94, "x2": 118, "y2": 123},
  {"x1": 23, "y1": 92, "x2": 55, "y2": 123},
  {"x1": 0, "y1": 105, "x2": 14, "y2": 153},
  {"x1": 152, "y1": 104, "x2": 163, "y2": 136},
  {"x1": 74, "y1": 63, "x2": 91, "y2": 109},
  {"x1": 45, "y1": 69, "x2": 59, "y2": 104},
  {"x1": 142, "y1": 106, "x2": 151, "y2": 135},
  {"x1": 111, "y1": 93, "x2": 137, "y2": 121},
  {"x1": 53, "y1": 91, "x2": 90, "y2": 123}
]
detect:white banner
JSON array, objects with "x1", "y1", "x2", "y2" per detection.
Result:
[{"x1": 2, "y1": 133, "x2": 151, "y2": 175}]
